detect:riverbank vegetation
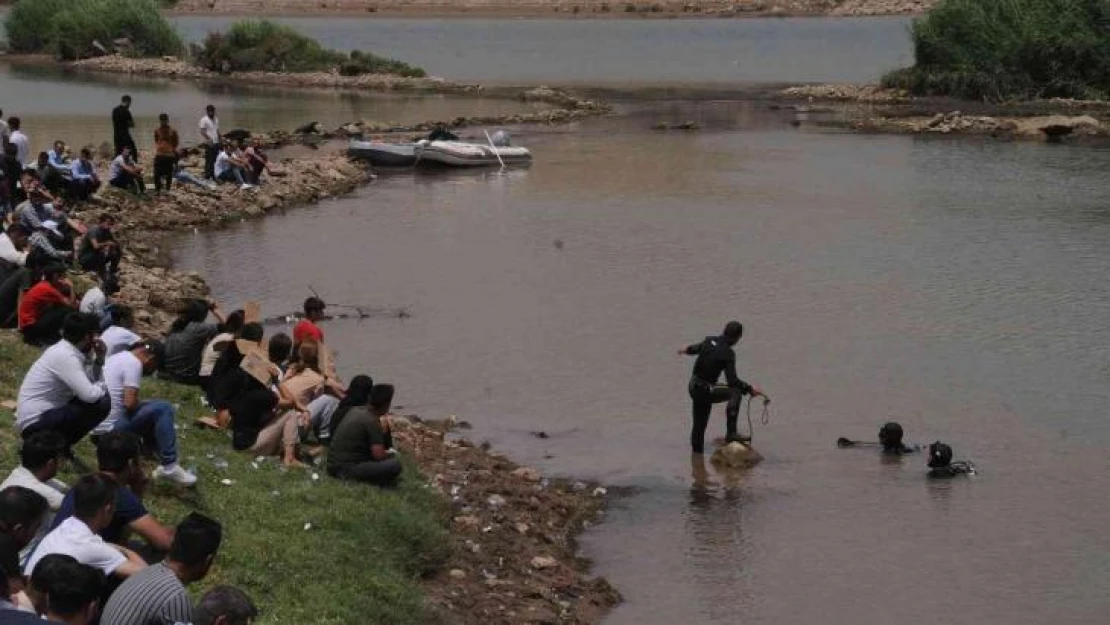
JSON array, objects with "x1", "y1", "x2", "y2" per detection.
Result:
[
  {"x1": 4, "y1": 0, "x2": 183, "y2": 60},
  {"x1": 193, "y1": 20, "x2": 426, "y2": 77},
  {"x1": 882, "y1": 0, "x2": 1110, "y2": 100},
  {"x1": 0, "y1": 332, "x2": 453, "y2": 624}
]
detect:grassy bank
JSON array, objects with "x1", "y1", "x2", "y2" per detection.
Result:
[
  {"x1": 194, "y1": 20, "x2": 426, "y2": 77},
  {"x1": 0, "y1": 331, "x2": 453, "y2": 625},
  {"x1": 882, "y1": 0, "x2": 1110, "y2": 100},
  {"x1": 4, "y1": 0, "x2": 183, "y2": 60}
]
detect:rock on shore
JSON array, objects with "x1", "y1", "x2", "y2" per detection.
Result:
[{"x1": 855, "y1": 111, "x2": 1105, "y2": 138}]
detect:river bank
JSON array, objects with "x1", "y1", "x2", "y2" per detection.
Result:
[
  {"x1": 7, "y1": 136, "x2": 619, "y2": 621},
  {"x1": 778, "y1": 83, "x2": 1110, "y2": 140},
  {"x1": 161, "y1": 0, "x2": 932, "y2": 18}
]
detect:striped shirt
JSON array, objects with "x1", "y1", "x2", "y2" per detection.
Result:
[{"x1": 100, "y1": 562, "x2": 193, "y2": 625}]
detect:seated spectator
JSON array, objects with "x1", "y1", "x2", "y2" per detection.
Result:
[
  {"x1": 161, "y1": 299, "x2": 226, "y2": 386},
  {"x1": 207, "y1": 328, "x2": 284, "y2": 431},
  {"x1": 327, "y1": 384, "x2": 403, "y2": 487},
  {"x1": 26, "y1": 220, "x2": 72, "y2": 271},
  {"x1": 0, "y1": 432, "x2": 69, "y2": 565},
  {"x1": 192, "y1": 586, "x2": 257, "y2": 625},
  {"x1": 51, "y1": 433, "x2": 174, "y2": 553},
  {"x1": 26, "y1": 474, "x2": 143, "y2": 580},
  {"x1": 198, "y1": 309, "x2": 245, "y2": 400},
  {"x1": 24, "y1": 553, "x2": 77, "y2": 616},
  {"x1": 99, "y1": 306, "x2": 140, "y2": 358},
  {"x1": 0, "y1": 224, "x2": 32, "y2": 328},
  {"x1": 34, "y1": 558, "x2": 104, "y2": 625},
  {"x1": 306, "y1": 374, "x2": 372, "y2": 445},
  {"x1": 0, "y1": 533, "x2": 30, "y2": 613},
  {"x1": 100, "y1": 513, "x2": 221, "y2": 625},
  {"x1": 250, "y1": 341, "x2": 340, "y2": 467},
  {"x1": 0, "y1": 487, "x2": 49, "y2": 554},
  {"x1": 172, "y1": 158, "x2": 216, "y2": 191},
  {"x1": 47, "y1": 142, "x2": 72, "y2": 176},
  {"x1": 35, "y1": 152, "x2": 68, "y2": 199},
  {"x1": 15, "y1": 313, "x2": 109, "y2": 448},
  {"x1": 94, "y1": 341, "x2": 196, "y2": 486},
  {"x1": 107, "y1": 146, "x2": 143, "y2": 195},
  {"x1": 243, "y1": 137, "x2": 272, "y2": 185},
  {"x1": 293, "y1": 297, "x2": 326, "y2": 345},
  {"x1": 69, "y1": 149, "x2": 101, "y2": 201},
  {"x1": 18, "y1": 169, "x2": 65, "y2": 223},
  {"x1": 77, "y1": 214, "x2": 121, "y2": 279},
  {"x1": 17, "y1": 265, "x2": 77, "y2": 346},
  {"x1": 227, "y1": 333, "x2": 288, "y2": 452},
  {"x1": 213, "y1": 143, "x2": 251, "y2": 189},
  {"x1": 78, "y1": 274, "x2": 119, "y2": 331}
]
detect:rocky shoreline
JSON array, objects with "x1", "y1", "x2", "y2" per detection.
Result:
[
  {"x1": 779, "y1": 84, "x2": 1110, "y2": 141},
  {"x1": 163, "y1": 0, "x2": 935, "y2": 18}
]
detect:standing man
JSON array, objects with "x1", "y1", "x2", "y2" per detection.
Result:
[
  {"x1": 95, "y1": 340, "x2": 197, "y2": 486},
  {"x1": 152, "y1": 113, "x2": 178, "y2": 193},
  {"x1": 111, "y1": 95, "x2": 137, "y2": 163},
  {"x1": 678, "y1": 321, "x2": 765, "y2": 454},
  {"x1": 8, "y1": 117, "x2": 30, "y2": 166},
  {"x1": 198, "y1": 105, "x2": 220, "y2": 180}
]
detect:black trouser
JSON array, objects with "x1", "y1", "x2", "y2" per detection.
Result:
[
  {"x1": 153, "y1": 155, "x2": 176, "y2": 192},
  {"x1": 0, "y1": 267, "x2": 29, "y2": 328},
  {"x1": 328, "y1": 458, "x2": 403, "y2": 487},
  {"x1": 21, "y1": 304, "x2": 74, "y2": 346},
  {"x1": 22, "y1": 396, "x2": 112, "y2": 449},
  {"x1": 689, "y1": 379, "x2": 744, "y2": 454},
  {"x1": 114, "y1": 135, "x2": 138, "y2": 162},
  {"x1": 79, "y1": 246, "x2": 122, "y2": 277},
  {"x1": 203, "y1": 144, "x2": 219, "y2": 180}
]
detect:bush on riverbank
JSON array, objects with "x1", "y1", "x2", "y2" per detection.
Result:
[
  {"x1": 881, "y1": 0, "x2": 1110, "y2": 100},
  {"x1": 4, "y1": 0, "x2": 183, "y2": 60},
  {"x1": 193, "y1": 20, "x2": 426, "y2": 78},
  {"x1": 0, "y1": 331, "x2": 452, "y2": 624}
]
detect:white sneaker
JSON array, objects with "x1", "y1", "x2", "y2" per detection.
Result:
[
  {"x1": 239, "y1": 183, "x2": 255, "y2": 190},
  {"x1": 154, "y1": 464, "x2": 197, "y2": 487}
]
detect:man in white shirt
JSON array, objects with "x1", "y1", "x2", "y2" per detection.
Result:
[
  {"x1": 25, "y1": 473, "x2": 145, "y2": 579},
  {"x1": 0, "y1": 224, "x2": 32, "y2": 329},
  {"x1": 7, "y1": 117, "x2": 30, "y2": 165},
  {"x1": 95, "y1": 340, "x2": 196, "y2": 486},
  {"x1": 0, "y1": 431, "x2": 69, "y2": 566},
  {"x1": 99, "y1": 306, "x2": 140, "y2": 358},
  {"x1": 16, "y1": 313, "x2": 110, "y2": 449},
  {"x1": 78, "y1": 274, "x2": 118, "y2": 331},
  {"x1": 198, "y1": 105, "x2": 220, "y2": 180}
]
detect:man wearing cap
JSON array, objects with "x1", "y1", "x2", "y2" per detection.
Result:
[
  {"x1": 96, "y1": 339, "x2": 196, "y2": 486},
  {"x1": 26, "y1": 219, "x2": 72, "y2": 270}
]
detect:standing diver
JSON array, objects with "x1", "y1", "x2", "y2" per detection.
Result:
[{"x1": 678, "y1": 321, "x2": 766, "y2": 454}]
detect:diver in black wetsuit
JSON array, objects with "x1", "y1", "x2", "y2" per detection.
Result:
[
  {"x1": 926, "y1": 441, "x2": 975, "y2": 478},
  {"x1": 678, "y1": 321, "x2": 765, "y2": 454},
  {"x1": 879, "y1": 422, "x2": 917, "y2": 455}
]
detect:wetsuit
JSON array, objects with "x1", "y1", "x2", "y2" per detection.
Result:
[{"x1": 683, "y1": 335, "x2": 754, "y2": 454}]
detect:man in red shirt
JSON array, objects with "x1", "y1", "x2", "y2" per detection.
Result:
[
  {"x1": 20, "y1": 264, "x2": 76, "y2": 346},
  {"x1": 293, "y1": 297, "x2": 325, "y2": 345}
]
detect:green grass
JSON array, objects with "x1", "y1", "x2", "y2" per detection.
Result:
[
  {"x1": 192, "y1": 20, "x2": 426, "y2": 78},
  {"x1": 881, "y1": 0, "x2": 1110, "y2": 100},
  {"x1": 4, "y1": 0, "x2": 184, "y2": 60},
  {"x1": 0, "y1": 331, "x2": 452, "y2": 624}
]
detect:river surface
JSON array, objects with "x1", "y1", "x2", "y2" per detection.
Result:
[
  {"x1": 4, "y1": 12, "x2": 1108, "y2": 625},
  {"x1": 171, "y1": 102, "x2": 1110, "y2": 624}
]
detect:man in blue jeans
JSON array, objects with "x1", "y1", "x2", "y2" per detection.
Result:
[{"x1": 96, "y1": 340, "x2": 196, "y2": 486}]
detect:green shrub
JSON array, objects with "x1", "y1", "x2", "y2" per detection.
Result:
[
  {"x1": 883, "y1": 0, "x2": 1110, "y2": 100},
  {"x1": 4, "y1": 0, "x2": 183, "y2": 60},
  {"x1": 194, "y1": 20, "x2": 426, "y2": 78}
]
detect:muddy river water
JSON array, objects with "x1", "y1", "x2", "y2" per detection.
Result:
[{"x1": 4, "y1": 14, "x2": 1108, "y2": 624}]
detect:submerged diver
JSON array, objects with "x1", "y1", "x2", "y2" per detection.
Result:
[
  {"x1": 879, "y1": 422, "x2": 917, "y2": 455},
  {"x1": 926, "y1": 441, "x2": 976, "y2": 478},
  {"x1": 678, "y1": 321, "x2": 765, "y2": 454}
]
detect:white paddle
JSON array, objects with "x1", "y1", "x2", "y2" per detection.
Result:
[{"x1": 484, "y1": 130, "x2": 506, "y2": 169}]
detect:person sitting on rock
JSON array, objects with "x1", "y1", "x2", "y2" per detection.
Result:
[
  {"x1": 327, "y1": 383, "x2": 403, "y2": 487},
  {"x1": 69, "y1": 149, "x2": 102, "y2": 201},
  {"x1": 15, "y1": 313, "x2": 110, "y2": 449},
  {"x1": 26, "y1": 220, "x2": 72, "y2": 272},
  {"x1": 243, "y1": 137, "x2": 272, "y2": 185},
  {"x1": 94, "y1": 340, "x2": 197, "y2": 486},
  {"x1": 198, "y1": 309, "x2": 244, "y2": 402},
  {"x1": 77, "y1": 214, "x2": 122, "y2": 279},
  {"x1": 17, "y1": 170, "x2": 67, "y2": 230},
  {"x1": 160, "y1": 299, "x2": 226, "y2": 386},
  {"x1": 108, "y1": 145, "x2": 144, "y2": 195},
  {"x1": 36, "y1": 151, "x2": 69, "y2": 199},
  {"x1": 78, "y1": 273, "x2": 120, "y2": 331},
  {"x1": 99, "y1": 305, "x2": 141, "y2": 358},
  {"x1": 213, "y1": 142, "x2": 251, "y2": 189},
  {"x1": 17, "y1": 265, "x2": 77, "y2": 346},
  {"x1": 172, "y1": 152, "x2": 216, "y2": 191},
  {"x1": 0, "y1": 223, "x2": 32, "y2": 328}
]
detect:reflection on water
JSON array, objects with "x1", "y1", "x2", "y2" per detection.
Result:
[{"x1": 172, "y1": 102, "x2": 1110, "y2": 624}]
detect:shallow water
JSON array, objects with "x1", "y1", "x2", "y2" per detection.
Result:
[{"x1": 171, "y1": 103, "x2": 1110, "y2": 624}]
